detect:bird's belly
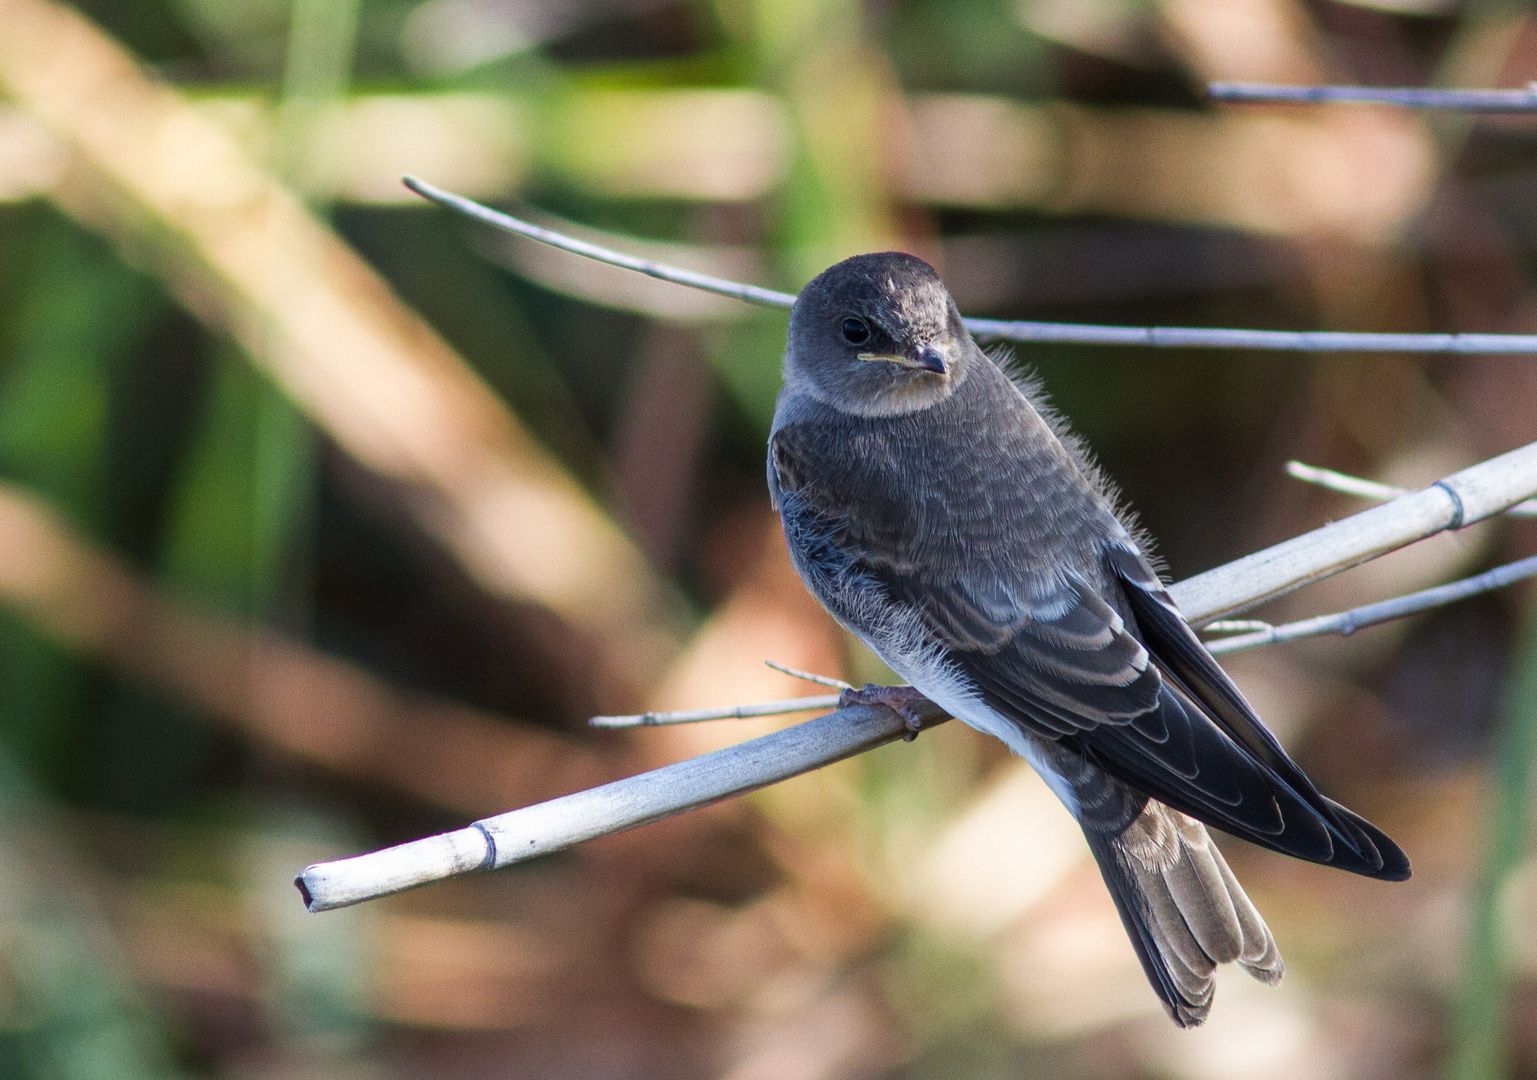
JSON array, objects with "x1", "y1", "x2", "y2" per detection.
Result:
[
  {"x1": 777, "y1": 494, "x2": 1085, "y2": 817},
  {"x1": 871, "y1": 637, "x2": 1086, "y2": 818},
  {"x1": 811, "y1": 564, "x2": 1086, "y2": 818}
]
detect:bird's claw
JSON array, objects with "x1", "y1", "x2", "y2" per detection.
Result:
[{"x1": 838, "y1": 683, "x2": 931, "y2": 741}]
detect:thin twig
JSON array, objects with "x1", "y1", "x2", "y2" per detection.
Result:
[
  {"x1": 296, "y1": 439, "x2": 1537, "y2": 911},
  {"x1": 590, "y1": 693, "x2": 842, "y2": 728},
  {"x1": 1285, "y1": 460, "x2": 1408, "y2": 501},
  {"x1": 963, "y1": 320, "x2": 1537, "y2": 353},
  {"x1": 1201, "y1": 620, "x2": 1272, "y2": 633},
  {"x1": 1209, "y1": 81, "x2": 1537, "y2": 111},
  {"x1": 613, "y1": 553, "x2": 1537, "y2": 730},
  {"x1": 403, "y1": 176, "x2": 799, "y2": 309},
  {"x1": 1287, "y1": 460, "x2": 1537, "y2": 516},
  {"x1": 1204, "y1": 554, "x2": 1537, "y2": 654},
  {"x1": 763, "y1": 660, "x2": 854, "y2": 690},
  {"x1": 405, "y1": 177, "x2": 1537, "y2": 355},
  {"x1": 590, "y1": 664, "x2": 848, "y2": 727}
]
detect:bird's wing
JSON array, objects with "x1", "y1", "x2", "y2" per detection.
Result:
[
  {"x1": 1102, "y1": 547, "x2": 1410, "y2": 879},
  {"x1": 900, "y1": 549, "x2": 1407, "y2": 879},
  {"x1": 770, "y1": 423, "x2": 1409, "y2": 880}
]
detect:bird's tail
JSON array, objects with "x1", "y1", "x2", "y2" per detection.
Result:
[{"x1": 1084, "y1": 800, "x2": 1282, "y2": 1027}]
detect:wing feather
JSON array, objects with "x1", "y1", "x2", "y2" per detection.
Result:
[{"x1": 769, "y1": 416, "x2": 1410, "y2": 882}]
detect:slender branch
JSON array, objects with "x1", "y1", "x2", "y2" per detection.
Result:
[
  {"x1": 1285, "y1": 459, "x2": 1411, "y2": 501},
  {"x1": 962, "y1": 320, "x2": 1537, "y2": 353},
  {"x1": 1204, "y1": 554, "x2": 1537, "y2": 654},
  {"x1": 590, "y1": 693, "x2": 842, "y2": 728},
  {"x1": 405, "y1": 177, "x2": 1537, "y2": 355},
  {"x1": 402, "y1": 176, "x2": 799, "y2": 309},
  {"x1": 1287, "y1": 460, "x2": 1537, "y2": 517},
  {"x1": 295, "y1": 439, "x2": 1537, "y2": 912},
  {"x1": 590, "y1": 663, "x2": 852, "y2": 726},
  {"x1": 1208, "y1": 81, "x2": 1537, "y2": 111},
  {"x1": 610, "y1": 551, "x2": 1537, "y2": 729},
  {"x1": 763, "y1": 660, "x2": 853, "y2": 690}
]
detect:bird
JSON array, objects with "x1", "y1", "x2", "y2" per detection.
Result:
[{"x1": 767, "y1": 250, "x2": 1411, "y2": 1027}]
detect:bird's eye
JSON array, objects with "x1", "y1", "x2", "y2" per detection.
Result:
[{"x1": 841, "y1": 317, "x2": 871, "y2": 346}]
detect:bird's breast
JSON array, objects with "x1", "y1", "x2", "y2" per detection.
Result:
[{"x1": 772, "y1": 369, "x2": 1116, "y2": 590}]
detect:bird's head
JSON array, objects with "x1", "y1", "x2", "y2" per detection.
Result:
[{"x1": 785, "y1": 252, "x2": 972, "y2": 417}]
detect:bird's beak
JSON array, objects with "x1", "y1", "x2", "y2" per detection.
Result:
[
  {"x1": 857, "y1": 347, "x2": 948, "y2": 375},
  {"x1": 911, "y1": 346, "x2": 948, "y2": 374}
]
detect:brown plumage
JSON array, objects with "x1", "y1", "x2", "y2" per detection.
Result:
[
  {"x1": 1091, "y1": 802, "x2": 1283, "y2": 1023},
  {"x1": 769, "y1": 251, "x2": 1408, "y2": 1026}
]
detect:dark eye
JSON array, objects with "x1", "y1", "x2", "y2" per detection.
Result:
[{"x1": 841, "y1": 317, "x2": 871, "y2": 346}]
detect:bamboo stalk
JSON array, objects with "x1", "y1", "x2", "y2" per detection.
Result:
[
  {"x1": 296, "y1": 701, "x2": 947, "y2": 911},
  {"x1": 296, "y1": 441, "x2": 1537, "y2": 911}
]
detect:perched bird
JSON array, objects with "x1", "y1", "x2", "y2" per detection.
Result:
[{"x1": 768, "y1": 251, "x2": 1411, "y2": 1027}]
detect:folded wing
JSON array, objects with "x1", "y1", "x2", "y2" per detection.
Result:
[
  {"x1": 879, "y1": 546, "x2": 1408, "y2": 880},
  {"x1": 769, "y1": 421, "x2": 1409, "y2": 881}
]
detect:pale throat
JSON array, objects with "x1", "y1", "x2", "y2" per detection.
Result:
[{"x1": 796, "y1": 359, "x2": 967, "y2": 418}]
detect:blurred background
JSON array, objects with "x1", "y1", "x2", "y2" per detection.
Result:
[{"x1": 1, "y1": 0, "x2": 1537, "y2": 1076}]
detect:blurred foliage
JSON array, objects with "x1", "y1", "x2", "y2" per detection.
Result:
[
  {"x1": 0, "y1": 746, "x2": 185, "y2": 1080},
  {"x1": 0, "y1": 0, "x2": 1534, "y2": 1078},
  {"x1": 0, "y1": 211, "x2": 172, "y2": 789}
]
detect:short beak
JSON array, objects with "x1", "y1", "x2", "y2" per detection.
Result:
[
  {"x1": 911, "y1": 346, "x2": 947, "y2": 374},
  {"x1": 856, "y1": 347, "x2": 948, "y2": 375}
]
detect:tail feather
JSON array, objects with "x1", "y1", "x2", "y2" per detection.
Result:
[
  {"x1": 1210, "y1": 834, "x2": 1283, "y2": 983},
  {"x1": 1086, "y1": 801, "x2": 1282, "y2": 1027}
]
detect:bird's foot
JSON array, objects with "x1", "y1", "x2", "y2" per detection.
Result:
[{"x1": 838, "y1": 683, "x2": 933, "y2": 741}]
